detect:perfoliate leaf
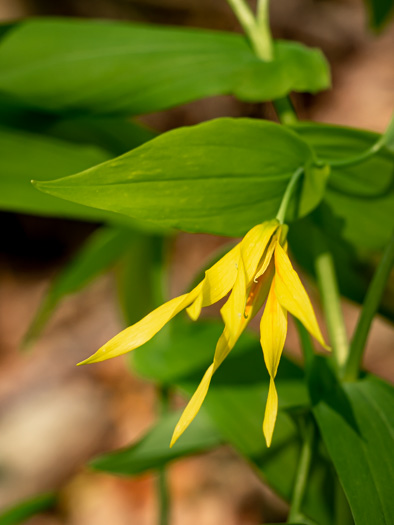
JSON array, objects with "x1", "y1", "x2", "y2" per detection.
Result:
[
  {"x1": 34, "y1": 118, "x2": 316, "y2": 237},
  {"x1": 0, "y1": 18, "x2": 330, "y2": 116},
  {"x1": 293, "y1": 122, "x2": 394, "y2": 251}
]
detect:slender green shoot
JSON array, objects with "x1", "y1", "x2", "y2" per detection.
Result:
[
  {"x1": 276, "y1": 167, "x2": 303, "y2": 224},
  {"x1": 314, "y1": 247, "x2": 349, "y2": 372},
  {"x1": 287, "y1": 418, "x2": 315, "y2": 522},
  {"x1": 344, "y1": 233, "x2": 394, "y2": 381},
  {"x1": 226, "y1": 0, "x2": 273, "y2": 60}
]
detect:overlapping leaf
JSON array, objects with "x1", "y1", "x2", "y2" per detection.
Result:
[
  {"x1": 0, "y1": 19, "x2": 329, "y2": 116},
  {"x1": 293, "y1": 122, "x2": 394, "y2": 251},
  {"x1": 34, "y1": 118, "x2": 319, "y2": 237}
]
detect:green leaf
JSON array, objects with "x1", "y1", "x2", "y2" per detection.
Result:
[
  {"x1": 47, "y1": 116, "x2": 157, "y2": 157},
  {"x1": 90, "y1": 410, "x2": 222, "y2": 476},
  {"x1": 364, "y1": 0, "x2": 394, "y2": 29},
  {"x1": 310, "y1": 358, "x2": 394, "y2": 525},
  {"x1": 24, "y1": 226, "x2": 135, "y2": 345},
  {"x1": 293, "y1": 122, "x2": 394, "y2": 251},
  {"x1": 0, "y1": 18, "x2": 330, "y2": 116},
  {"x1": 0, "y1": 493, "x2": 56, "y2": 525},
  {"x1": 34, "y1": 118, "x2": 315, "y2": 237}
]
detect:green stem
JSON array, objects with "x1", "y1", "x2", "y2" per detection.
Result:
[
  {"x1": 158, "y1": 386, "x2": 170, "y2": 525},
  {"x1": 287, "y1": 419, "x2": 314, "y2": 522},
  {"x1": 276, "y1": 167, "x2": 303, "y2": 223},
  {"x1": 328, "y1": 142, "x2": 384, "y2": 169},
  {"x1": 314, "y1": 245, "x2": 349, "y2": 373},
  {"x1": 344, "y1": 233, "x2": 394, "y2": 381},
  {"x1": 295, "y1": 319, "x2": 315, "y2": 369},
  {"x1": 226, "y1": 0, "x2": 273, "y2": 60},
  {"x1": 273, "y1": 97, "x2": 298, "y2": 126}
]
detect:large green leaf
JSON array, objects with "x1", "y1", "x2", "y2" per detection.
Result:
[
  {"x1": 0, "y1": 18, "x2": 330, "y2": 116},
  {"x1": 35, "y1": 118, "x2": 316, "y2": 237},
  {"x1": 24, "y1": 226, "x2": 135, "y2": 345},
  {"x1": 90, "y1": 410, "x2": 222, "y2": 476},
  {"x1": 293, "y1": 122, "x2": 394, "y2": 251},
  {"x1": 47, "y1": 116, "x2": 157, "y2": 157},
  {"x1": 310, "y1": 358, "x2": 394, "y2": 525}
]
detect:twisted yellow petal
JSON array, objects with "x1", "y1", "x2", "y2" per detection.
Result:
[
  {"x1": 170, "y1": 363, "x2": 214, "y2": 447},
  {"x1": 263, "y1": 378, "x2": 279, "y2": 448},
  {"x1": 260, "y1": 278, "x2": 287, "y2": 447},
  {"x1": 171, "y1": 256, "x2": 249, "y2": 446},
  {"x1": 171, "y1": 227, "x2": 279, "y2": 447},
  {"x1": 274, "y1": 243, "x2": 328, "y2": 349},
  {"x1": 240, "y1": 220, "x2": 279, "y2": 283},
  {"x1": 186, "y1": 244, "x2": 240, "y2": 321},
  {"x1": 78, "y1": 291, "x2": 199, "y2": 365}
]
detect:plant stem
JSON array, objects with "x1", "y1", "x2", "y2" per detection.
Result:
[
  {"x1": 273, "y1": 97, "x2": 298, "y2": 125},
  {"x1": 295, "y1": 319, "x2": 315, "y2": 369},
  {"x1": 344, "y1": 233, "x2": 394, "y2": 381},
  {"x1": 328, "y1": 141, "x2": 384, "y2": 169},
  {"x1": 226, "y1": 0, "x2": 273, "y2": 60},
  {"x1": 158, "y1": 386, "x2": 170, "y2": 525},
  {"x1": 287, "y1": 419, "x2": 314, "y2": 522},
  {"x1": 314, "y1": 245, "x2": 349, "y2": 373},
  {"x1": 276, "y1": 167, "x2": 303, "y2": 223}
]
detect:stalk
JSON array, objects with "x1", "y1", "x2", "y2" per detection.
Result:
[
  {"x1": 276, "y1": 167, "x2": 304, "y2": 224},
  {"x1": 287, "y1": 419, "x2": 315, "y2": 522},
  {"x1": 314, "y1": 246, "x2": 349, "y2": 373},
  {"x1": 344, "y1": 233, "x2": 394, "y2": 381},
  {"x1": 226, "y1": 0, "x2": 273, "y2": 60}
]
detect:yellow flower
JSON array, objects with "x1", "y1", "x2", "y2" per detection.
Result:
[{"x1": 78, "y1": 219, "x2": 328, "y2": 447}]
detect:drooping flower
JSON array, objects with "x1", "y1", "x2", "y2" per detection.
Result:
[{"x1": 79, "y1": 219, "x2": 328, "y2": 447}]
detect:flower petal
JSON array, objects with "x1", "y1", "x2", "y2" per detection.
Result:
[
  {"x1": 78, "y1": 291, "x2": 198, "y2": 365},
  {"x1": 274, "y1": 243, "x2": 328, "y2": 349},
  {"x1": 260, "y1": 279, "x2": 287, "y2": 447},
  {"x1": 186, "y1": 244, "x2": 240, "y2": 320},
  {"x1": 170, "y1": 363, "x2": 214, "y2": 447},
  {"x1": 240, "y1": 220, "x2": 279, "y2": 283},
  {"x1": 260, "y1": 278, "x2": 287, "y2": 378},
  {"x1": 263, "y1": 378, "x2": 278, "y2": 447},
  {"x1": 171, "y1": 255, "x2": 275, "y2": 447}
]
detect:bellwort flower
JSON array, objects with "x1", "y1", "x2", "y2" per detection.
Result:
[{"x1": 79, "y1": 218, "x2": 328, "y2": 447}]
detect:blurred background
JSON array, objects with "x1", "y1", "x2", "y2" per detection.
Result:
[{"x1": 0, "y1": 0, "x2": 393, "y2": 524}]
